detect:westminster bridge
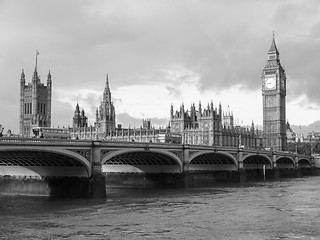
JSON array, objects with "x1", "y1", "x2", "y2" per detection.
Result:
[{"x1": 0, "y1": 137, "x2": 315, "y2": 197}]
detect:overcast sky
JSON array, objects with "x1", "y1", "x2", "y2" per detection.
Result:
[{"x1": 1, "y1": 0, "x2": 320, "y2": 133}]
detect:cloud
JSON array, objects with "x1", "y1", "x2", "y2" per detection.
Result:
[
  {"x1": 116, "y1": 113, "x2": 168, "y2": 128},
  {"x1": 1, "y1": 0, "x2": 320, "y2": 133}
]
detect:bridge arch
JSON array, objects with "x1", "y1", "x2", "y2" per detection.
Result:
[
  {"x1": 297, "y1": 158, "x2": 312, "y2": 168},
  {"x1": 0, "y1": 147, "x2": 91, "y2": 177},
  {"x1": 101, "y1": 148, "x2": 182, "y2": 173},
  {"x1": 189, "y1": 151, "x2": 238, "y2": 171},
  {"x1": 275, "y1": 156, "x2": 295, "y2": 169},
  {"x1": 242, "y1": 154, "x2": 272, "y2": 170}
]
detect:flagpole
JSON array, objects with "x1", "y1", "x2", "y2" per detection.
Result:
[{"x1": 35, "y1": 50, "x2": 39, "y2": 70}]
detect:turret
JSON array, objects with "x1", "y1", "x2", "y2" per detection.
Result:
[
  {"x1": 19, "y1": 69, "x2": 26, "y2": 136},
  {"x1": 75, "y1": 103, "x2": 80, "y2": 114},
  {"x1": 47, "y1": 70, "x2": 52, "y2": 85},
  {"x1": 96, "y1": 74, "x2": 116, "y2": 134},
  {"x1": 103, "y1": 74, "x2": 111, "y2": 102},
  {"x1": 106, "y1": 74, "x2": 110, "y2": 91},
  {"x1": 180, "y1": 103, "x2": 185, "y2": 118},
  {"x1": 20, "y1": 69, "x2": 25, "y2": 85},
  {"x1": 46, "y1": 70, "x2": 52, "y2": 127},
  {"x1": 32, "y1": 68, "x2": 38, "y2": 83},
  {"x1": 198, "y1": 101, "x2": 202, "y2": 116}
]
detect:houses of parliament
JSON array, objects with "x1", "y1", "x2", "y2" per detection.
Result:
[{"x1": 19, "y1": 36, "x2": 292, "y2": 151}]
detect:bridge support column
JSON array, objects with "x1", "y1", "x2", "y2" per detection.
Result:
[
  {"x1": 296, "y1": 168, "x2": 302, "y2": 178},
  {"x1": 90, "y1": 141, "x2": 106, "y2": 198},
  {"x1": 294, "y1": 155, "x2": 302, "y2": 178},
  {"x1": 273, "y1": 168, "x2": 280, "y2": 180},
  {"x1": 182, "y1": 145, "x2": 190, "y2": 173},
  {"x1": 239, "y1": 169, "x2": 246, "y2": 183},
  {"x1": 273, "y1": 157, "x2": 280, "y2": 180},
  {"x1": 238, "y1": 149, "x2": 246, "y2": 183},
  {"x1": 182, "y1": 146, "x2": 194, "y2": 188}
]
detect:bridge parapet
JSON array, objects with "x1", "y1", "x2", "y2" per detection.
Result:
[{"x1": 0, "y1": 137, "x2": 91, "y2": 147}]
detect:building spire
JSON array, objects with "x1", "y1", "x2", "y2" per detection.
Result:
[
  {"x1": 47, "y1": 70, "x2": 52, "y2": 84},
  {"x1": 106, "y1": 74, "x2": 110, "y2": 90},
  {"x1": 75, "y1": 103, "x2": 80, "y2": 114},
  {"x1": 35, "y1": 50, "x2": 40, "y2": 71},
  {"x1": 268, "y1": 32, "x2": 279, "y2": 54},
  {"x1": 32, "y1": 51, "x2": 40, "y2": 82},
  {"x1": 21, "y1": 69, "x2": 25, "y2": 79}
]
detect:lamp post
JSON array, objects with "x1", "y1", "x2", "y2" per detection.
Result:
[
  {"x1": 310, "y1": 133, "x2": 313, "y2": 156},
  {"x1": 0, "y1": 124, "x2": 4, "y2": 137}
]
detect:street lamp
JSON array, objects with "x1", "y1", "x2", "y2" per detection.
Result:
[
  {"x1": 310, "y1": 133, "x2": 313, "y2": 156},
  {"x1": 0, "y1": 124, "x2": 4, "y2": 137}
]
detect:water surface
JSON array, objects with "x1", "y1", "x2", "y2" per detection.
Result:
[{"x1": 1, "y1": 177, "x2": 320, "y2": 239}]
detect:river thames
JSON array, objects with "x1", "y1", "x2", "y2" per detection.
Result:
[{"x1": 1, "y1": 177, "x2": 320, "y2": 239}]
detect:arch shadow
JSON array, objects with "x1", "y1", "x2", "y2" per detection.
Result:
[
  {"x1": 242, "y1": 154, "x2": 272, "y2": 170},
  {"x1": 276, "y1": 156, "x2": 295, "y2": 169},
  {"x1": 0, "y1": 148, "x2": 91, "y2": 177},
  {"x1": 189, "y1": 151, "x2": 238, "y2": 171},
  {"x1": 298, "y1": 158, "x2": 311, "y2": 168},
  {"x1": 101, "y1": 149, "x2": 182, "y2": 173}
]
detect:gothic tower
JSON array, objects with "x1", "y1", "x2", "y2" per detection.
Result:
[
  {"x1": 262, "y1": 34, "x2": 287, "y2": 151},
  {"x1": 73, "y1": 103, "x2": 88, "y2": 128},
  {"x1": 95, "y1": 75, "x2": 116, "y2": 134},
  {"x1": 19, "y1": 52, "x2": 52, "y2": 137}
]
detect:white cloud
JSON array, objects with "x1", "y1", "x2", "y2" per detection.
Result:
[{"x1": 1, "y1": 0, "x2": 320, "y2": 133}]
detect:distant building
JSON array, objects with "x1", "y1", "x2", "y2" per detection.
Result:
[
  {"x1": 69, "y1": 76, "x2": 168, "y2": 142},
  {"x1": 73, "y1": 103, "x2": 88, "y2": 128},
  {"x1": 169, "y1": 102, "x2": 262, "y2": 148},
  {"x1": 222, "y1": 112, "x2": 234, "y2": 129},
  {"x1": 19, "y1": 52, "x2": 52, "y2": 137},
  {"x1": 286, "y1": 121, "x2": 296, "y2": 143},
  {"x1": 305, "y1": 131, "x2": 320, "y2": 143},
  {"x1": 142, "y1": 119, "x2": 152, "y2": 130},
  {"x1": 95, "y1": 75, "x2": 116, "y2": 134},
  {"x1": 16, "y1": 64, "x2": 267, "y2": 147},
  {"x1": 262, "y1": 34, "x2": 287, "y2": 151}
]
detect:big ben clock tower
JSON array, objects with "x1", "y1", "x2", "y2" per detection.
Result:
[{"x1": 262, "y1": 34, "x2": 287, "y2": 151}]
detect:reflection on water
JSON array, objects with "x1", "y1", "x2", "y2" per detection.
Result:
[{"x1": 1, "y1": 177, "x2": 320, "y2": 239}]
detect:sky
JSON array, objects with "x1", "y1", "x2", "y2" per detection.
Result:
[{"x1": 1, "y1": 0, "x2": 320, "y2": 133}]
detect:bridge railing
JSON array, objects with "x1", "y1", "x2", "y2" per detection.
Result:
[{"x1": 0, "y1": 137, "x2": 92, "y2": 146}]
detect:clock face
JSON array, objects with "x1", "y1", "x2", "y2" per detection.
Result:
[{"x1": 264, "y1": 75, "x2": 276, "y2": 90}]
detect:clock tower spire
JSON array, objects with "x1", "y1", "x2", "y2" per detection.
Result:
[{"x1": 262, "y1": 33, "x2": 287, "y2": 151}]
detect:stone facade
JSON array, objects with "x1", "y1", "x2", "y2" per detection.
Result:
[
  {"x1": 19, "y1": 60, "x2": 52, "y2": 137},
  {"x1": 169, "y1": 102, "x2": 262, "y2": 148}
]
